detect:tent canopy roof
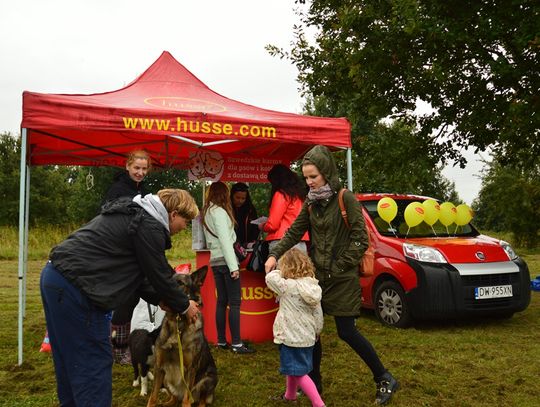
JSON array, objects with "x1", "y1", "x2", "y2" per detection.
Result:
[{"x1": 21, "y1": 51, "x2": 350, "y2": 169}]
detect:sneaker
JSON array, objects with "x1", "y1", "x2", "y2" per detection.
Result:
[
  {"x1": 375, "y1": 371, "x2": 399, "y2": 405},
  {"x1": 216, "y1": 343, "x2": 229, "y2": 350},
  {"x1": 231, "y1": 344, "x2": 255, "y2": 354},
  {"x1": 269, "y1": 393, "x2": 297, "y2": 403}
]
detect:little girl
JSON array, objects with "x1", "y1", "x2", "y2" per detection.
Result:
[{"x1": 265, "y1": 248, "x2": 325, "y2": 407}]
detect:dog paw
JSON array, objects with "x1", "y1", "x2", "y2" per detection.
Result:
[
  {"x1": 148, "y1": 371, "x2": 154, "y2": 380},
  {"x1": 132, "y1": 380, "x2": 139, "y2": 387}
]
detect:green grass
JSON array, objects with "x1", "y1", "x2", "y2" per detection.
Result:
[
  {"x1": 0, "y1": 228, "x2": 539, "y2": 406},
  {"x1": 0, "y1": 226, "x2": 195, "y2": 264}
]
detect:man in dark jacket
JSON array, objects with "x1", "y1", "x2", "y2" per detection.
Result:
[
  {"x1": 265, "y1": 146, "x2": 399, "y2": 405},
  {"x1": 41, "y1": 189, "x2": 199, "y2": 407}
]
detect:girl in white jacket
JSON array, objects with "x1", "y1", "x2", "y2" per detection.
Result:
[
  {"x1": 202, "y1": 181, "x2": 254, "y2": 354},
  {"x1": 265, "y1": 248, "x2": 325, "y2": 407}
]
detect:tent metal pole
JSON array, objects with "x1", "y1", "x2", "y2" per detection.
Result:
[
  {"x1": 346, "y1": 147, "x2": 353, "y2": 191},
  {"x1": 18, "y1": 128, "x2": 28, "y2": 365},
  {"x1": 23, "y1": 166, "x2": 31, "y2": 317}
]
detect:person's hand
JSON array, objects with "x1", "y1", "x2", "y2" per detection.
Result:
[
  {"x1": 230, "y1": 270, "x2": 240, "y2": 280},
  {"x1": 186, "y1": 300, "x2": 199, "y2": 324},
  {"x1": 265, "y1": 256, "x2": 277, "y2": 273},
  {"x1": 258, "y1": 222, "x2": 266, "y2": 231},
  {"x1": 159, "y1": 301, "x2": 172, "y2": 313}
]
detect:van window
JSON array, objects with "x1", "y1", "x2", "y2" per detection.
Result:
[{"x1": 361, "y1": 199, "x2": 479, "y2": 238}]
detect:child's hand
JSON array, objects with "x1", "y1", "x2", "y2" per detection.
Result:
[{"x1": 265, "y1": 256, "x2": 277, "y2": 273}]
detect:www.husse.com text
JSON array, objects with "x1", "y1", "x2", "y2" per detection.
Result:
[{"x1": 122, "y1": 116, "x2": 276, "y2": 138}]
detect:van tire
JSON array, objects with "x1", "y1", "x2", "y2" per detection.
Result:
[{"x1": 374, "y1": 281, "x2": 412, "y2": 328}]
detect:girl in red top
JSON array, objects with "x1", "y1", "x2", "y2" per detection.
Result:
[{"x1": 260, "y1": 164, "x2": 309, "y2": 252}]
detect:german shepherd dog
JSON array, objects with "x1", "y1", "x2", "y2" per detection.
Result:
[{"x1": 147, "y1": 265, "x2": 218, "y2": 407}]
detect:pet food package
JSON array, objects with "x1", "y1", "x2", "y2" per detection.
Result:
[
  {"x1": 175, "y1": 263, "x2": 191, "y2": 275},
  {"x1": 192, "y1": 214, "x2": 207, "y2": 250}
]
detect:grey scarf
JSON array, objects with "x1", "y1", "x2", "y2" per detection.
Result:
[
  {"x1": 132, "y1": 193, "x2": 170, "y2": 232},
  {"x1": 307, "y1": 184, "x2": 334, "y2": 201}
]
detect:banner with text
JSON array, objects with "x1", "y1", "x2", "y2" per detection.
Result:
[{"x1": 188, "y1": 151, "x2": 288, "y2": 183}]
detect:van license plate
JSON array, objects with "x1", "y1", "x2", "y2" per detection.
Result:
[{"x1": 474, "y1": 285, "x2": 513, "y2": 299}]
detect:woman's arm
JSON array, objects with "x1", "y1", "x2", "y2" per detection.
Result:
[
  {"x1": 262, "y1": 192, "x2": 288, "y2": 233},
  {"x1": 132, "y1": 221, "x2": 191, "y2": 314},
  {"x1": 212, "y1": 207, "x2": 239, "y2": 272},
  {"x1": 268, "y1": 202, "x2": 310, "y2": 260}
]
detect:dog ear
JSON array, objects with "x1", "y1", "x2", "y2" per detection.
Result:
[{"x1": 190, "y1": 265, "x2": 209, "y2": 287}]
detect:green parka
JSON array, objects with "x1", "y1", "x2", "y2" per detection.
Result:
[{"x1": 269, "y1": 145, "x2": 368, "y2": 316}]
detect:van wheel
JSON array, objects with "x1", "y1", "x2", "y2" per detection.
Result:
[{"x1": 374, "y1": 281, "x2": 411, "y2": 328}]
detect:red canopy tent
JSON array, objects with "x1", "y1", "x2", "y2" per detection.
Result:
[
  {"x1": 22, "y1": 51, "x2": 350, "y2": 172},
  {"x1": 17, "y1": 51, "x2": 352, "y2": 363}
]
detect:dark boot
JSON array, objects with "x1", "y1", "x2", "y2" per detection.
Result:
[
  {"x1": 308, "y1": 339, "x2": 323, "y2": 394},
  {"x1": 375, "y1": 371, "x2": 399, "y2": 405}
]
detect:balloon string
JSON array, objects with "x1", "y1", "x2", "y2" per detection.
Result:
[
  {"x1": 445, "y1": 226, "x2": 449, "y2": 235},
  {"x1": 388, "y1": 222, "x2": 397, "y2": 237},
  {"x1": 431, "y1": 225, "x2": 437, "y2": 237},
  {"x1": 406, "y1": 227, "x2": 410, "y2": 239}
]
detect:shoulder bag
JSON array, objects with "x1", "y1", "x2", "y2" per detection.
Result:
[{"x1": 247, "y1": 234, "x2": 269, "y2": 273}]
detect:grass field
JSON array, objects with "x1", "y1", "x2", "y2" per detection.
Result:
[{"x1": 0, "y1": 230, "x2": 539, "y2": 406}]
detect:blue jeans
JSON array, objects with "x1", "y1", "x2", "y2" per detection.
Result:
[
  {"x1": 212, "y1": 265, "x2": 242, "y2": 345},
  {"x1": 40, "y1": 262, "x2": 112, "y2": 407}
]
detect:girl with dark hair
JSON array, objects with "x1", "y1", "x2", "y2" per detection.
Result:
[
  {"x1": 202, "y1": 181, "x2": 255, "y2": 354},
  {"x1": 260, "y1": 164, "x2": 309, "y2": 252},
  {"x1": 230, "y1": 182, "x2": 259, "y2": 246}
]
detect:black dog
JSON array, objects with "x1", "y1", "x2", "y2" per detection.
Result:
[{"x1": 128, "y1": 326, "x2": 161, "y2": 396}]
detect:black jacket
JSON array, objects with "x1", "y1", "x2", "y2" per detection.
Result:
[
  {"x1": 102, "y1": 171, "x2": 147, "y2": 206},
  {"x1": 50, "y1": 198, "x2": 189, "y2": 314}
]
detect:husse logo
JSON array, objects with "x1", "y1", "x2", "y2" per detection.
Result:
[
  {"x1": 239, "y1": 285, "x2": 278, "y2": 316},
  {"x1": 144, "y1": 97, "x2": 226, "y2": 113}
]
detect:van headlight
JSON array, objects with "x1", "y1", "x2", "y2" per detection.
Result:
[
  {"x1": 500, "y1": 240, "x2": 518, "y2": 260},
  {"x1": 403, "y1": 243, "x2": 447, "y2": 263}
]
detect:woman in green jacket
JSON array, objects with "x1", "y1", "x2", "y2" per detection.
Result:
[{"x1": 265, "y1": 145, "x2": 399, "y2": 405}]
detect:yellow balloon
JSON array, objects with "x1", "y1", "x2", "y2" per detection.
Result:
[
  {"x1": 404, "y1": 202, "x2": 425, "y2": 228},
  {"x1": 377, "y1": 197, "x2": 398, "y2": 224},
  {"x1": 439, "y1": 202, "x2": 457, "y2": 226},
  {"x1": 422, "y1": 199, "x2": 440, "y2": 226},
  {"x1": 455, "y1": 204, "x2": 473, "y2": 226}
]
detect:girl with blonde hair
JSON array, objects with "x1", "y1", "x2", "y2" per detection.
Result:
[{"x1": 266, "y1": 248, "x2": 324, "y2": 406}]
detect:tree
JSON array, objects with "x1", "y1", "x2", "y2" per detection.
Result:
[
  {"x1": 300, "y1": 93, "x2": 460, "y2": 201},
  {"x1": 349, "y1": 119, "x2": 460, "y2": 200},
  {"x1": 0, "y1": 133, "x2": 21, "y2": 225},
  {"x1": 273, "y1": 0, "x2": 540, "y2": 168},
  {"x1": 473, "y1": 158, "x2": 540, "y2": 248}
]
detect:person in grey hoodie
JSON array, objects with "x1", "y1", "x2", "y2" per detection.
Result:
[{"x1": 41, "y1": 189, "x2": 199, "y2": 407}]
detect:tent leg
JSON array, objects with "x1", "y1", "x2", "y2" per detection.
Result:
[
  {"x1": 346, "y1": 147, "x2": 353, "y2": 191},
  {"x1": 18, "y1": 128, "x2": 28, "y2": 366},
  {"x1": 23, "y1": 166, "x2": 30, "y2": 318}
]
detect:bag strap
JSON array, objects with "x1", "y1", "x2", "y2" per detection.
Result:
[
  {"x1": 146, "y1": 303, "x2": 155, "y2": 324},
  {"x1": 203, "y1": 221, "x2": 218, "y2": 238},
  {"x1": 307, "y1": 188, "x2": 350, "y2": 229},
  {"x1": 338, "y1": 188, "x2": 350, "y2": 229}
]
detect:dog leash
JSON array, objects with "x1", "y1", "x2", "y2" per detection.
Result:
[{"x1": 175, "y1": 315, "x2": 194, "y2": 404}]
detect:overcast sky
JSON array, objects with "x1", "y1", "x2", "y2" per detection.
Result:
[{"x1": 0, "y1": 0, "x2": 483, "y2": 204}]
